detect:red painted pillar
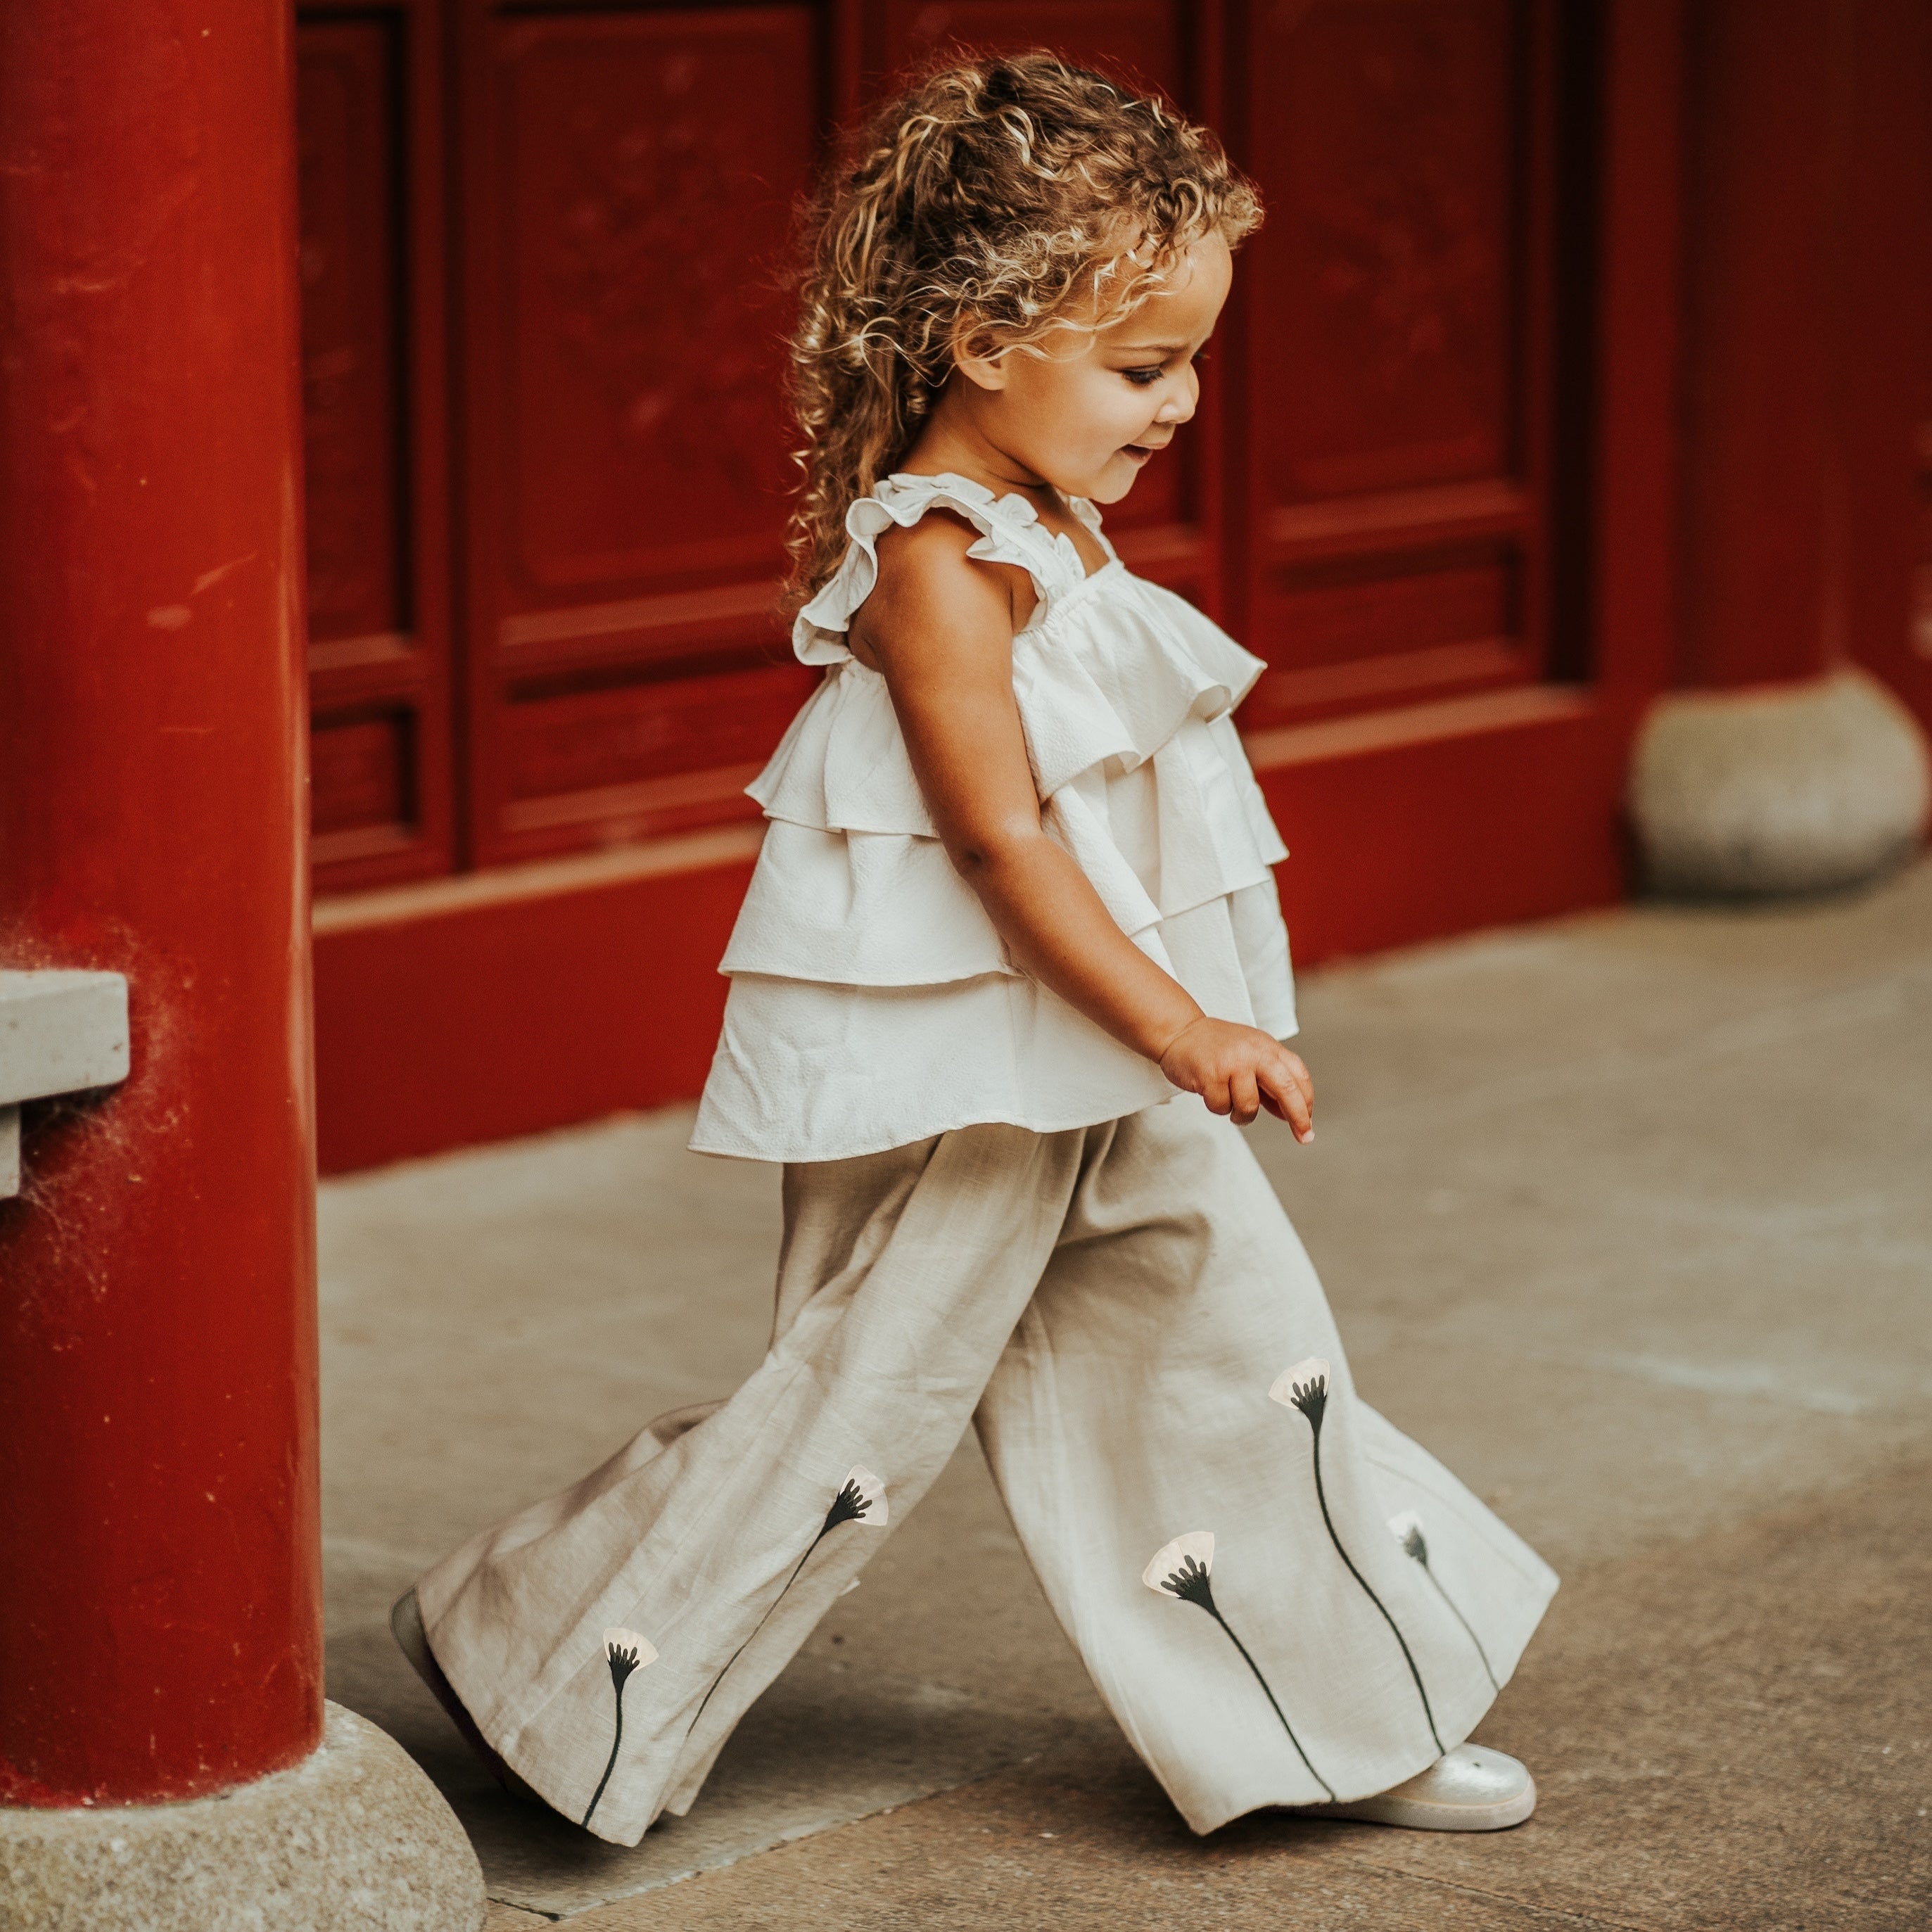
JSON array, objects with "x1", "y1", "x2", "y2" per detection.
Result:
[
  {"x1": 1838, "y1": 0, "x2": 1932, "y2": 734},
  {"x1": 1677, "y1": 0, "x2": 1924, "y2": 694},
  {"x1": 0, "y1": 1, "x2": 321, "y2": 1805}
]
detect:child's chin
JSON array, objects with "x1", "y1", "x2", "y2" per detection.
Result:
[{"x1": 1086, "y1": 469, "x2": 1140, "y2": 506}]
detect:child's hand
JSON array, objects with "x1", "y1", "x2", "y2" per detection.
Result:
[{"x1": 1158, "y1": 1017, "x2": 1315, "y2": 1140}]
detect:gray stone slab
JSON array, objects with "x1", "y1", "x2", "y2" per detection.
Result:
[{"x1": 319, "y1": 857, "x2": 1932, "y2": 1921}]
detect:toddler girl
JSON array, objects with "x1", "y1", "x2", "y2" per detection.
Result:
[{"x1": 394, "y1": 51, "x2": 1556, "y2": 1848}]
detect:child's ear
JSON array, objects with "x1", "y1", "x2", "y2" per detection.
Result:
[{"x1": 952, "y1": 334, "x2": 1009, "y2": 393}]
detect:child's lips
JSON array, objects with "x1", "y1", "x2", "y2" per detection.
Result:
[{"x1": 1121, "y1": 441, "x2": 1167, "y2": 466}]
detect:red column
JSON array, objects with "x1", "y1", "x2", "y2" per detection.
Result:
[
  {"x1": 1839, "y1": 0, "x2": 1932, "y2": 733},
  {"x1": 0, "y1": 1, "x2": 321, "y2": 1805},
  {"x1": 1677, "y1": 0, "x2": 1925, "y2": 694}
]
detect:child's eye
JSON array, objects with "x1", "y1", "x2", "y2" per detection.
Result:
[{"x1": 1121, "y1": 366, "x2": 1164, "y2": 387}]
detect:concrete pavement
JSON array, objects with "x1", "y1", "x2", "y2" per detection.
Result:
[{"x1": 319, "y1": 858, "x2": 1932, "y2": 1929}]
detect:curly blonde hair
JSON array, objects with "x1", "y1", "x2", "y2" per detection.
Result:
[{"x1": 785, "y1": 51, "x2": 1261, "y2": 602}]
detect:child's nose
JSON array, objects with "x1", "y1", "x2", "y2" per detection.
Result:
[{"x1": 1157, "y1": 380, "x2": 1198, "y2": 426}]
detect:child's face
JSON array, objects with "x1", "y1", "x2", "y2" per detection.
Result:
[{"x1": 957, "y1": 231, "x2": 1233, "y2": 504}]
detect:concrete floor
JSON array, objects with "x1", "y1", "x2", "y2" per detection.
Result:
[{"x1": 319, "y1": 859, "x2": 1932, "y2": 1931}]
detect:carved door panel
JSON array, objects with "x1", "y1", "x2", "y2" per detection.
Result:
[
  {"x1": 296, "y1": 2, "x2": 456, "y2": 891},
  {"x1": 1233, "y1": 0, "x2": 1565, "y2": 728},
  {"x1": 454, "y1": 4, "x2": 819, "y2": 865}
]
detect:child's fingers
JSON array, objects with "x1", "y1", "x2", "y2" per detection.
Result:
[
  {"x1": 1277, "y1": 1049, "x2": 1315, "y2": 1124},
  {"x1": 1229, "y1": 1069, "x2": 1261, "y2": 1127},
  {"x1": 1261, "y1": 1058, "x2": 1314, "y2": 1143},
  {"x1": 1283, "y1": 1052, "x2": 1315, "y2": 1110}
]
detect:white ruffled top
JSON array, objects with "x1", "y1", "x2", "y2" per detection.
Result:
[{"x1": 689, "y1": 473, "x2": 1295, "y2": 1162}]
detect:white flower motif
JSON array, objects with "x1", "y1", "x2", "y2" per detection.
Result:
[
  {"x1": 826, "y1": 1464, "x2": 889, "y2": 1531},
  {"x1": 583, "y1": 1624, "x2": 659, "y2": 1828},
  {"x1": 1269, "y1": 1356, "x2": 1331, "y2": 1410},
  {"x1": 1141, "y1": 1530, "x2": 1215, "y2": 1594},
  {"x1": 1385, "y1": 1511, "x2": 1496, "y2": 1689},
  {"x1": 603, "y1": 1626, "x2": 658, "y2": 1669},
  {"x1": 851, "y1": 1465, "x2": 889, "y2": 1527},
  {"x1": 1387, "y1": 1509, "x2": 1428, "y2": 1563},
  {"x1": 1135, "y1": 1526, "x2": 1336, "y2": 1798}
]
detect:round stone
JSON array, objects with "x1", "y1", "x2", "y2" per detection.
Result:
[
  {"x1": 1630, "y1": 668, "x2": 1931, "y2": 897},
  {"x1": 0, "y1": 1702, "x2": 485, "y2": 1932}
]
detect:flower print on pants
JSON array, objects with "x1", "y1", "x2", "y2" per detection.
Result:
[
  {"x1": 685, "y1": 1465, "x2": 889, "y2": 1743},
  {"x1": 1271, "y1": 1358, "x2": 1444, "y2": 1755},
  {"x1": 581, "y1": 1627, "x2": 658, "y2": 1829},
  {"x1": 1390, "y1": 1508, "x2": 1498, "y2": 1690},
  {"x1": 1143, "y1": 1531, "x2": 1335, "y2": 1801}
]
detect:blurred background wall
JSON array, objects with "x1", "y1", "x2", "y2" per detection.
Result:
[{"x1": 292, "y1": 0, "x2": 1932, "y2": 1172}]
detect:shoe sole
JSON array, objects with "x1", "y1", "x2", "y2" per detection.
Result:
[{"x1": 1305, "y1": 1772, "x2": 1537, "y2": 1832}]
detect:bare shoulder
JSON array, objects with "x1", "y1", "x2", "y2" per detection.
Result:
[{"x1": 851, "y1": 509, "x2": 1027, "y2": 668}]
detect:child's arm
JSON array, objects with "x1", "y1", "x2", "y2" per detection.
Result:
[{"x1": 853, "y1": 518, "x2": 1313, "y2": 1140}]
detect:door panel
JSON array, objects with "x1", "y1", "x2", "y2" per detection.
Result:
[
  {"x1": 461, "y1": 5, "x2": 818, "y2": 863},
  {"x1": 1256, "y1": 4, "x2": 1519, "y2": 501},
  {"x1": 299, "y1": 27, "x2": 407, "y2": 644},
  {"x1": 296, "y1": 3, "x2": 455, "y2": 890},
  {"x1": 1238, "y1": 0, "x2": 1555, "y2": 728},
  {"x1": 495, "y1": 17, "x2": 804, "y2": 587}
]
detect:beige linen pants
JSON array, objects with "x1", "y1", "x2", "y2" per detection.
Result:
[{"x1": 415, "y1": 1099, "x2": 1557, "y2": 1845}]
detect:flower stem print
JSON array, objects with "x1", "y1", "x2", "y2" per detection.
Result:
[
  {"x1": 1389, "y1": 1509, "x2": 1498, "y2": 1690},
  {"x1": 685, "y1": 1465, "x2": 888, "y2": 1741},
  {"x1": 1271, "y1": 1358, "x2": 1444, "y2": 1755},
  {"x1": 1142, "y1": 1532, "x2": 1336, "y2": 1801},
  {"x1": 582, "y1": 1626, "x2": 658, "y2": 1829}
]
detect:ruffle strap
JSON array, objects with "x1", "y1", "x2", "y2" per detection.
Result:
[{"x1": 792, "y1": 472, "x2": 1081, "y2": 665}]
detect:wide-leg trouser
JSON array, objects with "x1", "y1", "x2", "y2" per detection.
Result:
[{"x1": 414, "y1": 1100, "x2": 1558, "y2": 1845}]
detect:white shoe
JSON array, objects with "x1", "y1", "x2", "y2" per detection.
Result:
[{"x1": 1298, "y1": 1743, "x2": 1537, "y2": 1831}]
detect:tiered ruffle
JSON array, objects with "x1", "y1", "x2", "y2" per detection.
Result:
[{"x1": 692, "y1": 474, "x2": 1295, "y2": 1162}]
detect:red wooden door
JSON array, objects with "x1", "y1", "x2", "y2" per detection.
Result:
[{"x1": 298, "y1": 0, "x2": 1625, "y2": 937}]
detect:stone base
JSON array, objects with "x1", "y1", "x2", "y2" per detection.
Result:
[
  {"x1": 1629, "y1": 667, "x2": 1931, "y2": 896},
  {"x1": 0, "y1": 1703, "x2": 485, "y2": 1932}
]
